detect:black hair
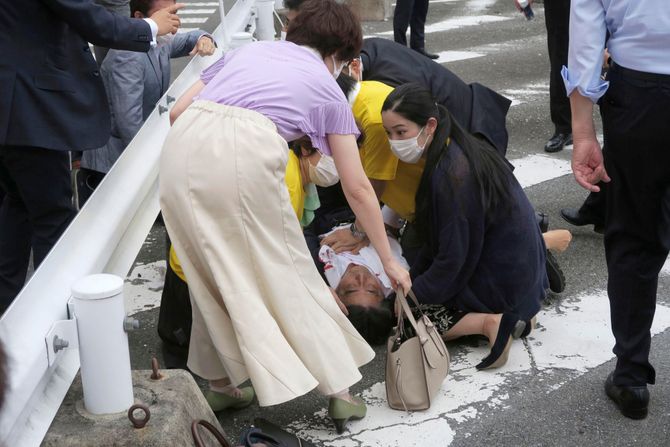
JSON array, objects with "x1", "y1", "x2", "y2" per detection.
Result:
[
  {"x1": 283, "y1": 0, "x2": 305, "y2": 11},
  {"x1": 336, "y1": 73, "x2": 358, "y2": 98},
  {"x1": 346, "y1": 300, "x2": 394, "y2": 346},
  {"x1": 130, "y1": 0, "x2": 154, "y2": 17},
  {"x1": 382, "y1": 83, "x2": 513, "y2": 244}
]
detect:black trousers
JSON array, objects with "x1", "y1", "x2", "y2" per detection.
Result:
[
  {"x1": 578, "y1": 184, "x2": 606, "y2": 225},
  {"x1": 602, "y1": 64, "x2": 670, "y2": 386},
  {"x1": 544, "y1": 0, "x2": 571, "y2": 134},
  {"x1": 0, "y1": 145, "x2": 75, "y2": 312},
  {"x1": 393, "y1": 0, "x2": 430, "y2": 51}
]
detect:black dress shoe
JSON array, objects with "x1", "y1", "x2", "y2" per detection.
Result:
[
  {"x1": 535, "y1": 212, "x2": 549, "y2": 233},
  {"x1": 545, "y1": 251, "x2": 565, "y2": 293},
  {"x1": 544, "y1": 133, "x2": 573, "y2": 153},
  {"x1": 414, "y1": 48, "x2": 439, "y2": 59},
  {"x1": 560, "y1": 208, "x2": 604, "y2": 234},
  {"x1": 605, "y1": 372, "x2": 649, "y2": 419}
]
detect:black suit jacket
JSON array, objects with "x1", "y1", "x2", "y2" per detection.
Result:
[
  {"x1": 360, "y1": 38, "x2": 511, "y2": 156},
  {"x1": 0, "y1": 0, "x2": 153, "y2": 151}
]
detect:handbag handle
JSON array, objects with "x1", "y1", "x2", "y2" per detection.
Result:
[
  {"x1": 395, "y1": 289, "x2": 428, "y2": 344},
  {"x1": 191, "y1": 420, "x2": 232, "y2": 447},
  {"x1": 396, "y1": 290, "x2": 447, "y2": 359}
]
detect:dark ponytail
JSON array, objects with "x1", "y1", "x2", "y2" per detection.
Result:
[{"x1": 382, "y1": 83, "x2": 513, "y2": 243}]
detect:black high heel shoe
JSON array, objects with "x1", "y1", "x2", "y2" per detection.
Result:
[
  {"x1": 476, "y1": 313, "x2": 523, "y2": 370},
  {"x1": 515, "y1": 316, "x2": 537, "y2": 339}
]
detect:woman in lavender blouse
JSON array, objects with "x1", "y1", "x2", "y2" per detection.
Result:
[{"x1": 159, "y1": 0, "x2": 411, "y2": 433}]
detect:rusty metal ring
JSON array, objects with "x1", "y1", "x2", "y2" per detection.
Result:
[
  {"x1": 191, "y1": 420, "x2": 232, "y2": 447},
  {"x1": 151, "y1": 357, "x2": 162, "y2": 380},
  {"x1": 128, "y1": 403, "x2": 151, "y2": 429}
]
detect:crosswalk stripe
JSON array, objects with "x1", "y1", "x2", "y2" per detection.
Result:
[
  {"x1": 180, "y1": 8, "x2": 216, "y2": 14},
  {"x1": 377, "y1": 14, "x2": 511, "y2": 36},
  {"x1": 181, "y1": 17, "x2": 209, "y2": 23},
  {"x1": 435, "y1": 50, "x2": 485, "y2": 64},
  {"x1": 511, "y1": 154, "x2": 572, "y2": 188}
]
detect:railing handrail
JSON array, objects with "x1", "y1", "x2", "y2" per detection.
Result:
[{"x1": 0, "y1": 0, "x2": 274, "y2": 442}]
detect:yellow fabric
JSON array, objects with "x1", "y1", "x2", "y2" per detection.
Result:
[
  {"x1": 170, "y1": 148, "x2": 306, "y2": 283},
  {"x1": 353, "y1": 81, "x2": 426, "y2": 221},
  {"x1": 284, "y1": 150, "x2": 305, "y2": 222},
  {"x1": 169, "y1": 245, "x2": 187, "y2": 282}
]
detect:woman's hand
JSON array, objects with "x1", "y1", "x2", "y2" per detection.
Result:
[
  {"x1": 320, "y1": 227, "x2": 370, "y2": 254},
  {"x1": 384, "y1": 258, "x2": 411, "y2": 295}
]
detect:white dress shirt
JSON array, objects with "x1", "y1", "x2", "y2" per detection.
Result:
[{"x1": 319, "y1": 228, "x2": 409, "y2": 298}]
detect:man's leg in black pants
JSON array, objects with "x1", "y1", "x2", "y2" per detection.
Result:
[
  {"x1": 0, "y1": 145, "x2": 75, "y2": 312},
  {"x1": 544, "y1": 0, "x2": 572, "y2": 151},
  {"x1": 393, "y1": 0, "x2": 414, "y2": 47},
  {"x1": 602, "y1": 70, "x2": 670, "y2": 389},
  {"x1": 409, "y1": 0, "x2": 429, "y2": 52}
]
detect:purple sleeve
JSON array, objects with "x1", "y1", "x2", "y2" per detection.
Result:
[
  {"x1": 301, "y1": 102, "x2": 360, "y2": 156},
  {"x1": 200, "y1": 54, "x2": 226, "y2": 84}
]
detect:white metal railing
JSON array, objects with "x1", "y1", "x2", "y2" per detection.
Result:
[{"x1": 0, "y1": 1, "x2": 277, "y2": 444}]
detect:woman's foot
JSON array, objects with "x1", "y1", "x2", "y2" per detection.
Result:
[
  {"x1": 543, "y1": 229, "x2": 572, "y2": 252},
  {"x1": 328, "y1": 395, "x2": 366, "y2": 434},
  {"x1": 476, "y1": 313, "x2": 521, "y2": 370},
  {"x1": 205, "y1": 385, "x2": 255, "y2": 412}
]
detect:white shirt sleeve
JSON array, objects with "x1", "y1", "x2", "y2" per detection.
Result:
[
  {"x1": 143, "y1": 18, "x2": 158, "y2": 47},
  {"x1": 561, "y1": 0, "x2": 609, "y2": 103}
]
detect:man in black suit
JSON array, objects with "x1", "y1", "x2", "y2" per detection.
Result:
[
  {"x1": 393, "y1": 0, "x2": 437, "y2": 59},
  {"x1": 359, "y1": 38, "x2": 511, "y2": 157},
  {"x1": 542, "y1": 0, "x2": 572, "y2": 153},
  {"x1": 0, "y1": 0, "x2": 183, "y2": 313}
]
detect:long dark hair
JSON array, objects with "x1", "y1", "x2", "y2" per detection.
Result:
[{"x1": 381, "y1": 83, "x2": 513, "y2": 241}]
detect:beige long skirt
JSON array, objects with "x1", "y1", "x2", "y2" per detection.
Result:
[{"x1": 159, "y1": 101, "x2": 375, "y2": 407}]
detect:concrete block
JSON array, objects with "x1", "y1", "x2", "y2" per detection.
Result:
[
  {"x1": 345, "y1": 0, "x2": 392, "y2": 21},
  {"x1": 43, "y1": 369, "x2": 223, "y2": 446}
]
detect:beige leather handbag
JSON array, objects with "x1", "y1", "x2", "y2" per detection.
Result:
[{"x1": 385, "y1": 290, "x2": 450, "y2": 411}]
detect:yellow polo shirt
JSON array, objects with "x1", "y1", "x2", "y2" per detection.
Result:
[{"x1": 353, "y1": 81, "x2": 426, "y2": 222}]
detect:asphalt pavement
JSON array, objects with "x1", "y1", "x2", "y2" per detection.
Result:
[{"x1": 122, "y1": 1, "x2": 670, "y2": 445}]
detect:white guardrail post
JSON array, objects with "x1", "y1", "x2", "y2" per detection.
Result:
[
  {"x1": 72, "y1": 274, "x2": 135, "y2": 415},
  {"x1": 0, "y1": 1, "x2": 278, "y2": 444}
]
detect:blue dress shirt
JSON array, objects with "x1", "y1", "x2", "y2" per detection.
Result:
[{"x1": 562, "y1": 0, "x2": 670, "y2": 103}]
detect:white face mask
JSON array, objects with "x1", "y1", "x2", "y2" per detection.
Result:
[
  {"x1": 330, "y1": 55, "x2": 346, "y2": 79},
  {"x1": 280, "y1": 30, "x2": 287, "y2": 40},
  {"x1": 308, "y1": 154, "x2": 339, "y2": 187},
  {"x1": 388, "y1": 126, "x2": 427, "y2": 164}
]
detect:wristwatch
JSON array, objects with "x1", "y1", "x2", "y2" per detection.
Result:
[{"x1": 349, "y1": 222, "x2": 367, "y2": 240}]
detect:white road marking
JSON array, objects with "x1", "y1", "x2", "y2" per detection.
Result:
[
  {"x1": 502, "y1": 82, "x2": 550, "y2": 107},
  {"x1": 181, "y1": 17, "x2": 209, "y2": 24},
  {"x1": 465, "y1": 0, "x2": 497, "y2": 10},
  {"x1": 185, "y1": 1, "x2": 220, "y2": 4},
  {"x1": 376, "y1": 15, "x2": 511, "y2": 36},
  {"x1": 511, "y1": 154, "x2": 572, "y2": 188},
  {"x1": 124, "y1": 261, "x2": 166, "y2": 315},
  {"x1": 180, "y1": 8, "x2": 216, "y2": 14},
  {"x1": 177, "y1": 27, "x2": 200, "y2": 33},
  {"x1": 435, "y1": 50, "x2": 485, "y2": 64},
  {"x1": 288, "y1": 292, "x2": 670, "y2": 446}
]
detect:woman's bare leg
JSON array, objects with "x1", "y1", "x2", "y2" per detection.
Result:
[{"x1": 443, "y1": 313, "x2": 501, "y2": 343}]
